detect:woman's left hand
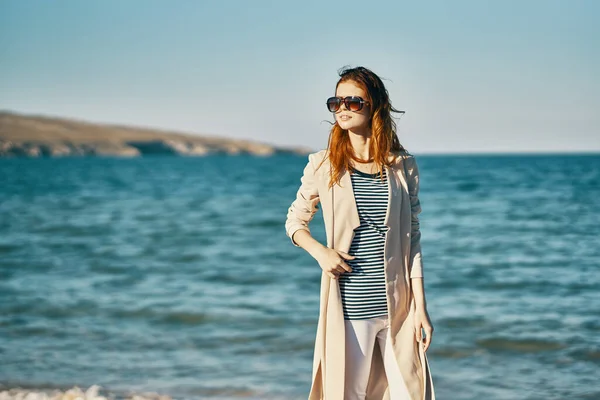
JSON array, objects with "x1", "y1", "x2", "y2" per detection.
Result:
[{"x1": 414, "y1": 308, "x2": 434, "y2": 352}]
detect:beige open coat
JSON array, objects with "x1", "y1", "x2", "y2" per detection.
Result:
[{"x1": 285, "y1": 149, "x2": 435, "y2": 400}]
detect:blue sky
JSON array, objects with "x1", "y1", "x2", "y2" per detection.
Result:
[{"x1": 1, "y1": 0, "x2": 598, "y2": 153}]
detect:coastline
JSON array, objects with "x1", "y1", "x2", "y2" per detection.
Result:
[{"x1": 0, "y1": 110, "x2": 312, "y2": 158}]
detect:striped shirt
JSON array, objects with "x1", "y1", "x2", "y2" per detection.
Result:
[{"x1": 339, "y1": 168, "x2": 390, "y2": 320}]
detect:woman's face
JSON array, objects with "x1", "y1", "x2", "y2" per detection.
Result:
[{"x1": 334, "y1": 81, "x2": 371, "y2": 133}]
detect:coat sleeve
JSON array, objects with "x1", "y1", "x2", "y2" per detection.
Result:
[
  {"x1": 406, "y1": 155, "x2": 424, "y2": 278},
  {"x1": 285, "y1": 153, "x2": 321, "y2": 247}
]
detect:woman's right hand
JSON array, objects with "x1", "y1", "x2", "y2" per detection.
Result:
[{"x1": 314, "y1": 247, "x2": 355, "y2": 279}]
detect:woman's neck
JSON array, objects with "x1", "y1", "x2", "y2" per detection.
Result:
[{"x1": 348, "y1": 131, "x2": 372, "y2": 160}]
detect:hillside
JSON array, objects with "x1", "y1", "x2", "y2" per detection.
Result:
[{"x1": 0, "y1": 110, "x2": 312, "y2": 157}]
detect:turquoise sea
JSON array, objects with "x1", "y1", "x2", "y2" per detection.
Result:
[{"x1": 1, "y1": 153, "x2": 599, "y2": 399}]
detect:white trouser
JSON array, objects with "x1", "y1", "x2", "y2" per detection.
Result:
[{"x1": 344, "y1": 315, "x2": 412, "y2": 400}]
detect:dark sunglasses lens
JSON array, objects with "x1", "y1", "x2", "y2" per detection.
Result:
[
  {"x1": 346, "y1": 97, "x2": 363, "y2": 112},
  {"x1": 326, "y1": 97, "x2": 341, "y2": 112}
]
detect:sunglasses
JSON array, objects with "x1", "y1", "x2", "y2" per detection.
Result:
[{"x1": 326, "y1": 96, "x2": 370, "y2": 113}]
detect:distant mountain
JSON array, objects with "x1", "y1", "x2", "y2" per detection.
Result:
[{"x1": 0, "y1": 110, "x2": 313, "y2": 158}]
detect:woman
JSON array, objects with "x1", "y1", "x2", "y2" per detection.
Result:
[{"x1": 285, "y1": 66, "x2": 436, "y2": 400}]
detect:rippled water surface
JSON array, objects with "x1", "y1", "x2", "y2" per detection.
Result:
[{"x1": 1, "y1": 153, "x2": 599, "y2": 399}]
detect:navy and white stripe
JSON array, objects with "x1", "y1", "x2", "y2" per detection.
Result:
[{"x1": 339, "y1": 168, "x2": 390, "y2": 320}]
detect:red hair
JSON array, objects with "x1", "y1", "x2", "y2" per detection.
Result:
[{"x1": 316, "y1": 66, "x2": 407, "y2": 189}]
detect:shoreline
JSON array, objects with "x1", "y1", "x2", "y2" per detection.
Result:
[
  {"x1": 0, "y1": 385, "x2": 172, "y2": 400},
  {"x1": 0, "y1": 110, "x2": 313, "y2": 158}
]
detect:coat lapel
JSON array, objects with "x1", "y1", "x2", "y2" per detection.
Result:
[{"x1": 336, "y1": 167, "x2": 361, "y2": 234}]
